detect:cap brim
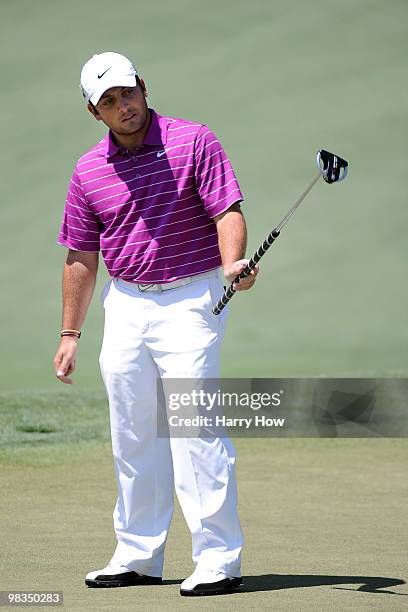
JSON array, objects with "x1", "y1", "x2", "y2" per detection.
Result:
[{"x1": 90, "y1": 74, "x2": 137, "y2": 105}]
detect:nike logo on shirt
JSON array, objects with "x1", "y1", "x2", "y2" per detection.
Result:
[{"x1": 157, "y1": 150, "x2": 166, "y2": 157}]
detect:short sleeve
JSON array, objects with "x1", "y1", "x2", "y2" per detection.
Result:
[
  {"x1": 194, "y1": 126, "x2": 244, "y2": 218},
  {"x1": 57, "y1": 168, "x2": 101, "y2": 252}
]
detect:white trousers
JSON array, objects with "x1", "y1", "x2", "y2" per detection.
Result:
[{"x1": 98, "y1": 270, "x2": 243, "y2": 578}]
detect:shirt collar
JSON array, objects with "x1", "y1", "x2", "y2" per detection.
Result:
[{"x1": 104, "y1": 109, "x2": 167, "y2": 159}]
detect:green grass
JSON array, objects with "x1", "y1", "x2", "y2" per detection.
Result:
[
  {"x1": 1, "y1": 0, "x2": 407, "y2": 391},
  {"x1": 1, "y1": 2, "x2": 407, "y2": 608},
  {"x1": 0, "y1": 393, "x2": 407, "y2": 610},
  {"x1": 0, "y1": 391, "x2": 108, "y2": 447},
  {"x1": 1, "y1": 393, "x2": 407, "y2": 610},
  {"x1": 0, "y1": 391, "x2": 110, "y2": 469}
]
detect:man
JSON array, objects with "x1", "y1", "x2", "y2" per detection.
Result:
[{"x1": 54, "y1": 51, "x2": 258, "y2": 597}]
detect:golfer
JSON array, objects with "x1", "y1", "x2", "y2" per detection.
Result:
[{"x1": 54, "y1": 52, "x2": 258, "y2": 597}]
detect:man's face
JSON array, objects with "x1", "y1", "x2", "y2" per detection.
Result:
[{"x1": 89, "y1": 83, "x2": 149, "y2": 136}]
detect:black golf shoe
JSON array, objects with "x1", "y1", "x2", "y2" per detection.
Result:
[
  {"x1": 180, "y1": 568, "x2": 242, "y2": 596},
  {"x1": 85, "y1": 562, "x2": 162, "y2": 588}
]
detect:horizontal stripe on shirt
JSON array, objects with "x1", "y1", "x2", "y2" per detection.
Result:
[{"x1": 57, "y1": 109, "x2": 243, "y2": 283}]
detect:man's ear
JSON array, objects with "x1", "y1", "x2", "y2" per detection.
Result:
[
  {"x1": 87, "y1": 102, "x2": 102, "y2": 121},
  {"x1": 139, "y1": 78, "x2": 148, "y2": 98}
]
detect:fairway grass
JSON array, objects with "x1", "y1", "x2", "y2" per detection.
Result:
[
  {"x1": 2, "y1": 0, "x2": 408, "y2": 390},
  {"x1": 1, "y1": 392, "x2": 407, "y2": 610}
]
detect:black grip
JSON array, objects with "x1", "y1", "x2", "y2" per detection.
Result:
[{"x1": 212, "y1": 228, "x2": 280, "y2": 315}]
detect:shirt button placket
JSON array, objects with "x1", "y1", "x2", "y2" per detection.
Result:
[{"x1": 131, "y1": 150, "x2": 142, "y2": 180}]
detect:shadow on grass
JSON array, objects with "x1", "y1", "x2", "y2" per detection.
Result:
[
  {"x1": 162, "y1": 574, "x2": 406, "y2": 596},
  {"x1": 240, "y1": 574, "x2": 406, "y2": 596}
]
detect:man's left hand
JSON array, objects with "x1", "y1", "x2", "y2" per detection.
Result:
[{"x1": 223, "y1": 259, "x2": 259, "y2": 291}]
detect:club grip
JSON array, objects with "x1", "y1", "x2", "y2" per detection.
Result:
[{"x1": 212, "y1": 228, "x2": 280, "y2": 315}]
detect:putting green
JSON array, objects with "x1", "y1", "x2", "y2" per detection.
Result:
[{"x1": 1, "y1": 436, "x2": 407, "y2": 610}]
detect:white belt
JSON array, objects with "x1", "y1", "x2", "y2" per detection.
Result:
[{"x1": 115, "y1": 269, "x2": 219, "y2": 292}]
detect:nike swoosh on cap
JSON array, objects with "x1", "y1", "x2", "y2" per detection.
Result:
[
  {"x1": 97, "y1": 67, "x2": 111, "y2": 79},
  {"x1": 157, "y1": 150, "x2": 166, "y2": 157}
]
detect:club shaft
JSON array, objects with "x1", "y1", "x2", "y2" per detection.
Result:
[
  {"x1": 212, "y1": 172, "x2": 322, "y2": 315},
  {"x1": 275, "y1": 172, "x2": 322, "y2": 233}
]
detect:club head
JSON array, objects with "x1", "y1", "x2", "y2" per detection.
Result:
[{"x1": 317, "y1": 149, "x2": 348, "y2": 184}]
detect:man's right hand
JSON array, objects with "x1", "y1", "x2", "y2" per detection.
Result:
[
  {"x1": 54, "y1": 337, "x2": 79, "y2": 384},
  {"x1": 54, "y1": 249, "x2": 98, "y2": 385}
]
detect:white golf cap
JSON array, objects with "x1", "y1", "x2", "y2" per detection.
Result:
[{"x1": 80, "y1": 52, "x2": 137, "y2": 105}]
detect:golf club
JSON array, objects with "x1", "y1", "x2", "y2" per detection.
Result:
[{"x1": 212, "y1": 149, "x2": 349, "y2": 315}]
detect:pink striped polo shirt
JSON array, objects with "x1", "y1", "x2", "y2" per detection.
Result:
[{"x1": 57, "y1": 109, "x2": 243, "y2": 283}]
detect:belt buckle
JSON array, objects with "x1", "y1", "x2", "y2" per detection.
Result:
[{"x1": 138, "y1": 283, "x2": 156, "y2": 291}]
